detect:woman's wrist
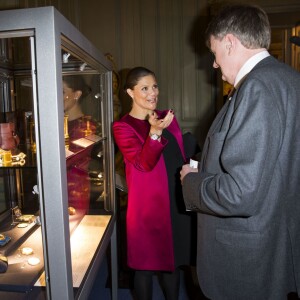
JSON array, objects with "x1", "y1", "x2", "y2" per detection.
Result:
[
  {"x1": 149, "y1": 131, "x2": 162, "y2": 141},
  {"x1": 149, "y1": 126, "x2": 162, "y2": 137},
  {"x1": 149, "y1": 131, "x2": 162, "y2": 136}
]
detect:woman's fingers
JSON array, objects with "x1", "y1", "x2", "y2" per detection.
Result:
[{"x1": 149, "y1": 110, "x2": 174, "y2": 129}]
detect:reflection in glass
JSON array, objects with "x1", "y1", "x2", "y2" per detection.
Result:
[{"x1": 0, "y1": 32, "x2": 43, "y2": 297}]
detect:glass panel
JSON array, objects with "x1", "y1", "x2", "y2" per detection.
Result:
[
  {"x1": 0, "y1": 33, "x2": 47, "y2": 298},
  {"x1": 0, "y1": 7, "x2": 116, "y2": 299},
  {"x1": 61, "y1": 41, "x2": 113, "y2": 295}
]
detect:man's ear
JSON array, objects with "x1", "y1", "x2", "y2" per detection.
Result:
[{"x1": 225, "y1": 33, "x2": 237, "y2": 49}]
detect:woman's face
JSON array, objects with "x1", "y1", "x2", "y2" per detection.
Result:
[{"x1": 127, "y1": 74, "x2": 159, "y2": 113}]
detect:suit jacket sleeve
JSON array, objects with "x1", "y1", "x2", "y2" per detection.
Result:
[{"x1": 183, "y1": 78, "x2": 282, "y2": 217}]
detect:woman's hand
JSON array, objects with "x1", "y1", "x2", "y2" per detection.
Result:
[{"x1": 148, "y1": 110, "x2": 174, "y2": 135}]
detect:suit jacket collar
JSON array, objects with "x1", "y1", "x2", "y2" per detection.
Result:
[{"x1": 235, "y1": 50, "x2": 270, "y2": 87}]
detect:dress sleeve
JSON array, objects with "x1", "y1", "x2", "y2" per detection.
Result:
[{"x1": 113, "y1": 121, "x2": 168, "y2": 172}]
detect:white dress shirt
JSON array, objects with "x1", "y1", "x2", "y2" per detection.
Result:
[{"x1": 234, "y1": 50, "x2": 270, "y2": 87}]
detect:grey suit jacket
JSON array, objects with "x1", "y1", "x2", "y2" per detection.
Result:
[{"x1": 183, "y1": 56, "x2": 300, "y2": 300}]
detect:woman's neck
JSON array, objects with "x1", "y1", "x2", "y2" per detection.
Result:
[
  {"x1": 129, "y1": 107, "x2": 153, "y2": 120},
  {"x1": 65, "y1": 106, "x2": 84, "y2": 121}
]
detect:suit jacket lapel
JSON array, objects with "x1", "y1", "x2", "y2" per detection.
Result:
[{"x1": 200, "y1": 75, "x2": 249, "y2": 171}]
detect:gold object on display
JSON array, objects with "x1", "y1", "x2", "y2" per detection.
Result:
[
  {"x1": 0, "y1": 234, "x2": 5, "y2": 241},
  {"x1": 0, "y1": 150, "x2": 26, "y2": 166},
  {"x1": 0, "y1": 255, "x2": 7, "y2": 263},
  {"x1": 12, "y1": 152, "x2": 26, "y2": 166},
  {"x1": 68, "y1": 206, "x2": 76, "y2": 215},
  {"x1": 0, "y1": 150, "x2": 12, "y2": 166},
  {"x1": 64, "y1": 115, "x2": 69, "y2": 138},
  {"x1": 29, "y1": 120, "x2": 36, "y2": 153},
  {"x1": 84, "y1": 116, "x2": 92, "y2": 136},
  {"x1": 17, "y1": 214, "x2": 34, "y2": 223},
  {"x1": 64, "y1": 115, "x2": 69, "y2": 148},
  {"x1": 0, "y1": 254, "x2": 8, "y2": 273}
]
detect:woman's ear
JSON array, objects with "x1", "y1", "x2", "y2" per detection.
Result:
[
  {"x1": 74, "y1": 90, "x2": 82, "y2": 100},
  {"x1": 126, "y1": 88, "x2": 133, "y2": 99}
]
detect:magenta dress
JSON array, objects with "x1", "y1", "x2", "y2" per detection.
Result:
[{"x1": 113, "y1": 110, "x2": 186, "y2": 271}]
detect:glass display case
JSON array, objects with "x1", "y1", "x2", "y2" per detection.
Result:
[{"x1": 0, "y1": 6, "x2": 117, "y2": 300}]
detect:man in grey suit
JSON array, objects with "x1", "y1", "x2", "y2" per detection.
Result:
[{"x1": 180, "y1": 4, "x2": 300, "y2": 300}]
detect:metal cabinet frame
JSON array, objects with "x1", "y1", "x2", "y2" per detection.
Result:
[{"x1": 0, "y1": 6, "x2": 117, "y2": 300}]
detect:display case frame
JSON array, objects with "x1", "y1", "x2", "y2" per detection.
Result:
[{"x1": 0, "y1": 6, "x2": 117, "y2": 300}]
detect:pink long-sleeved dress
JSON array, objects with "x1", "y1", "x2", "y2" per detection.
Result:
[{"x1": 113, "y1": 110, "x2": 193, "y2": 271}]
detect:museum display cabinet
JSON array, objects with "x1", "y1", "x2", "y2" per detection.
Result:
[{"x1": 0, "y1": 6, "x2": 117, "y2": 300}]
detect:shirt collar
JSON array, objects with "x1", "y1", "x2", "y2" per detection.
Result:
[{"x1": 234, "y1": 50, "x2": 270, "y2": 87}]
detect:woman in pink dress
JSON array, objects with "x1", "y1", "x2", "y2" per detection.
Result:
[{"x1": 113, "y1": 67, "x2": 197, "y2": 300}]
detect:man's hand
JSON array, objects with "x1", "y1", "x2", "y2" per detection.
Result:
[{"x1": 180, "y1": 164, "x2": 198, "y2": 183}]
